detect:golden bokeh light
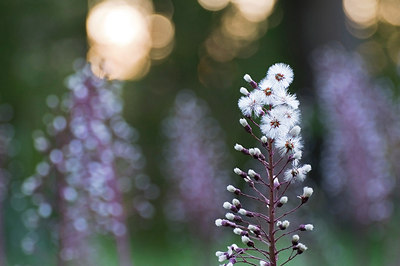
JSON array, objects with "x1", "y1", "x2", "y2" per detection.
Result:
[
  {"x1": 150, "y1": 41, "x2": 175, "y2": 61},
  {"x1": 343, "y1": 0, "x2": 378, "y2": 28},
  {"x1": 197, "y1": 0, "x2": 230, "y2": 12},
  {"x1": 149, "y1": 14, "x2": 175, "y2": 49},
  {"x1": 232, "y1": 0, "x2": 275, "y2": 22},
  {"x1": 86, "y1": 0, "x2": 174, "y2": 80},
  {"x1": 380, "y1": 0, "x2": 400, "y2": 26},
  {"x1": 221, "y1": 9, "x2": 260, "y2": 40},
  {"x1": 199, "y1": 0, "x2": 276, "y2": 64},
  {"x1": 87, "y1": 1, "x2": 150, "y2": 46}
]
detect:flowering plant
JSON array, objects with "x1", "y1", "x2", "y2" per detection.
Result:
[{"x1": 215, "y1": 63, "x2": 314, "y2": 266}]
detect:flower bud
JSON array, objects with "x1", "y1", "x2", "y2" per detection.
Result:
[
  {"x1": 234, "y1": 168, "x2": 247, "y2": 178},
  {"x1": 300, "y1": 186, "x2": 313, "y2": 203},
  {"x1": 292, "y1": 234, "x2": 300, "y2": 245},
  {"x1": 215, "y1": 251, "x2": 224, "y2": 257},
  {"x1": 240, "y1": 87, "x2": 250, "y2": 95},
  {"x1": 279, "y1": 220, "x2": 290, "y2": 230},
  {"x1": 241, "y1": 235, "x2": 254, "y2": 247},
  {"x1": 277, "y1": 196, "x2": 288, "y2": 207},
  {"x1": 243, "y1": 74, "x2": 257, "y2": 88},
  {"x1": 233, "y1": 228, "x2": 243, "y2": 235},
  {"x1": 239, "y1": 118, "x2": 248, "y2": 127},
  {"x1": 218, "y1": 254, "x2": 228, "y2": 262},
  {"x1": 261, "y1": 136, "x2": 268, "y2": 143},
  {"x1": 225, "y1": 213, "x2": 235, "y2": 220},
  {"x1": 299, "y1": 224, "x2": 314, "y2": 231},
  {"x1": 295, "y1": 243, "x2": 308, "y2": 254},
  {"x1": 215, "y1": 219, "x2": 223, "y2": 227},
  {"x1": 305, "y1": 224, "x2": 314, "y2": 231},
  {"x1": 274, "y1": 178, "x2": 280, "y2": 189},
  {"x1": 248, "y1": 169, "x2": 261, "y2": 181},
  {"x1": 234, "y1": 144, "x2": 244, "y2": 151},
  {"x1": 289, "y1": 126, "x2": 301, "y2": 137},
  {"x1": 232, "y1": 198, "x2": 241, "y2": 209},
  {"x1": 240, "y1": 118, "x2": 252, "y2": 133}
]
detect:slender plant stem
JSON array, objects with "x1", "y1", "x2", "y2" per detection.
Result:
[{"x1": 267, "y1": 139, "x2": 277, "y2": 266}]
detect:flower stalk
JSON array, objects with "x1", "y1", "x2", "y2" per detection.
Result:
[{"x1": 216, "y1": 63, "x2": 314, "y2": 266}]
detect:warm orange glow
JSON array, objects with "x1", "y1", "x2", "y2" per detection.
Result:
[
  {"x1": 197, "y1": 0, "x2": 230, "y2": 11},
  {"x1": 343, "y1": 0, "x2": 378, "y2": 28}
]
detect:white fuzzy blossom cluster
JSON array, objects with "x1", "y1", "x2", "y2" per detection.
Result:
[
  {"x1": 20, "y1": 62, "x2": 155, "y2": 263},
  {"x1": 215, "y1": 64, "x2": 314, "y2": 266},
  {"x1": 239, "y1": 63, "x2": 310, "y2": 182}
]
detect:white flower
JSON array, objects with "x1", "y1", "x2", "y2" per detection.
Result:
[
  {"x1": 274, "y1": 89, "x2": 299, "y2": 109},
  {"x1": 302, "y1": 187, "x2": 314, "y2": 198},
  {"x1": 282, "y1": 108, "x2": 300, "y2": 127},
  {"x1": 275, "y1": 136, "x2": 303, "y2": 155},
  {"x1": 284, "y1": 164, "x2": 311, "y2": 182},
  {"x1": 266, "y1": 63, "x2": 294, "y2": 89},
  {"x1": 284, "y1": 167, "x2": 300, "y2": 182},
  {"x1": 292, "y1": 151, "x2": 302, "y2": 166},
  {"x1": 301, "y1": 164, "x2": 312, "y2": 173},
  {"x1": 238, "y1": 90, "x2": 266, "y2": 117},
  {"x1": 292, "y1": 234, "x2": 300, "y2": 242},
  {"x1": 258, "y1": 78, "x2": 277, "y2": 105},
  {"x1": 260, "y1": 107, "x2": 289, "y2": 139}
]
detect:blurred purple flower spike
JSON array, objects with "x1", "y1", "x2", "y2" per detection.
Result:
[
  {"x1": 22, "y1": 61, "x2": 155, "y2": 266},
  {"x1": 314, "y1": 46, "x2": 396, "y2": 224}
]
